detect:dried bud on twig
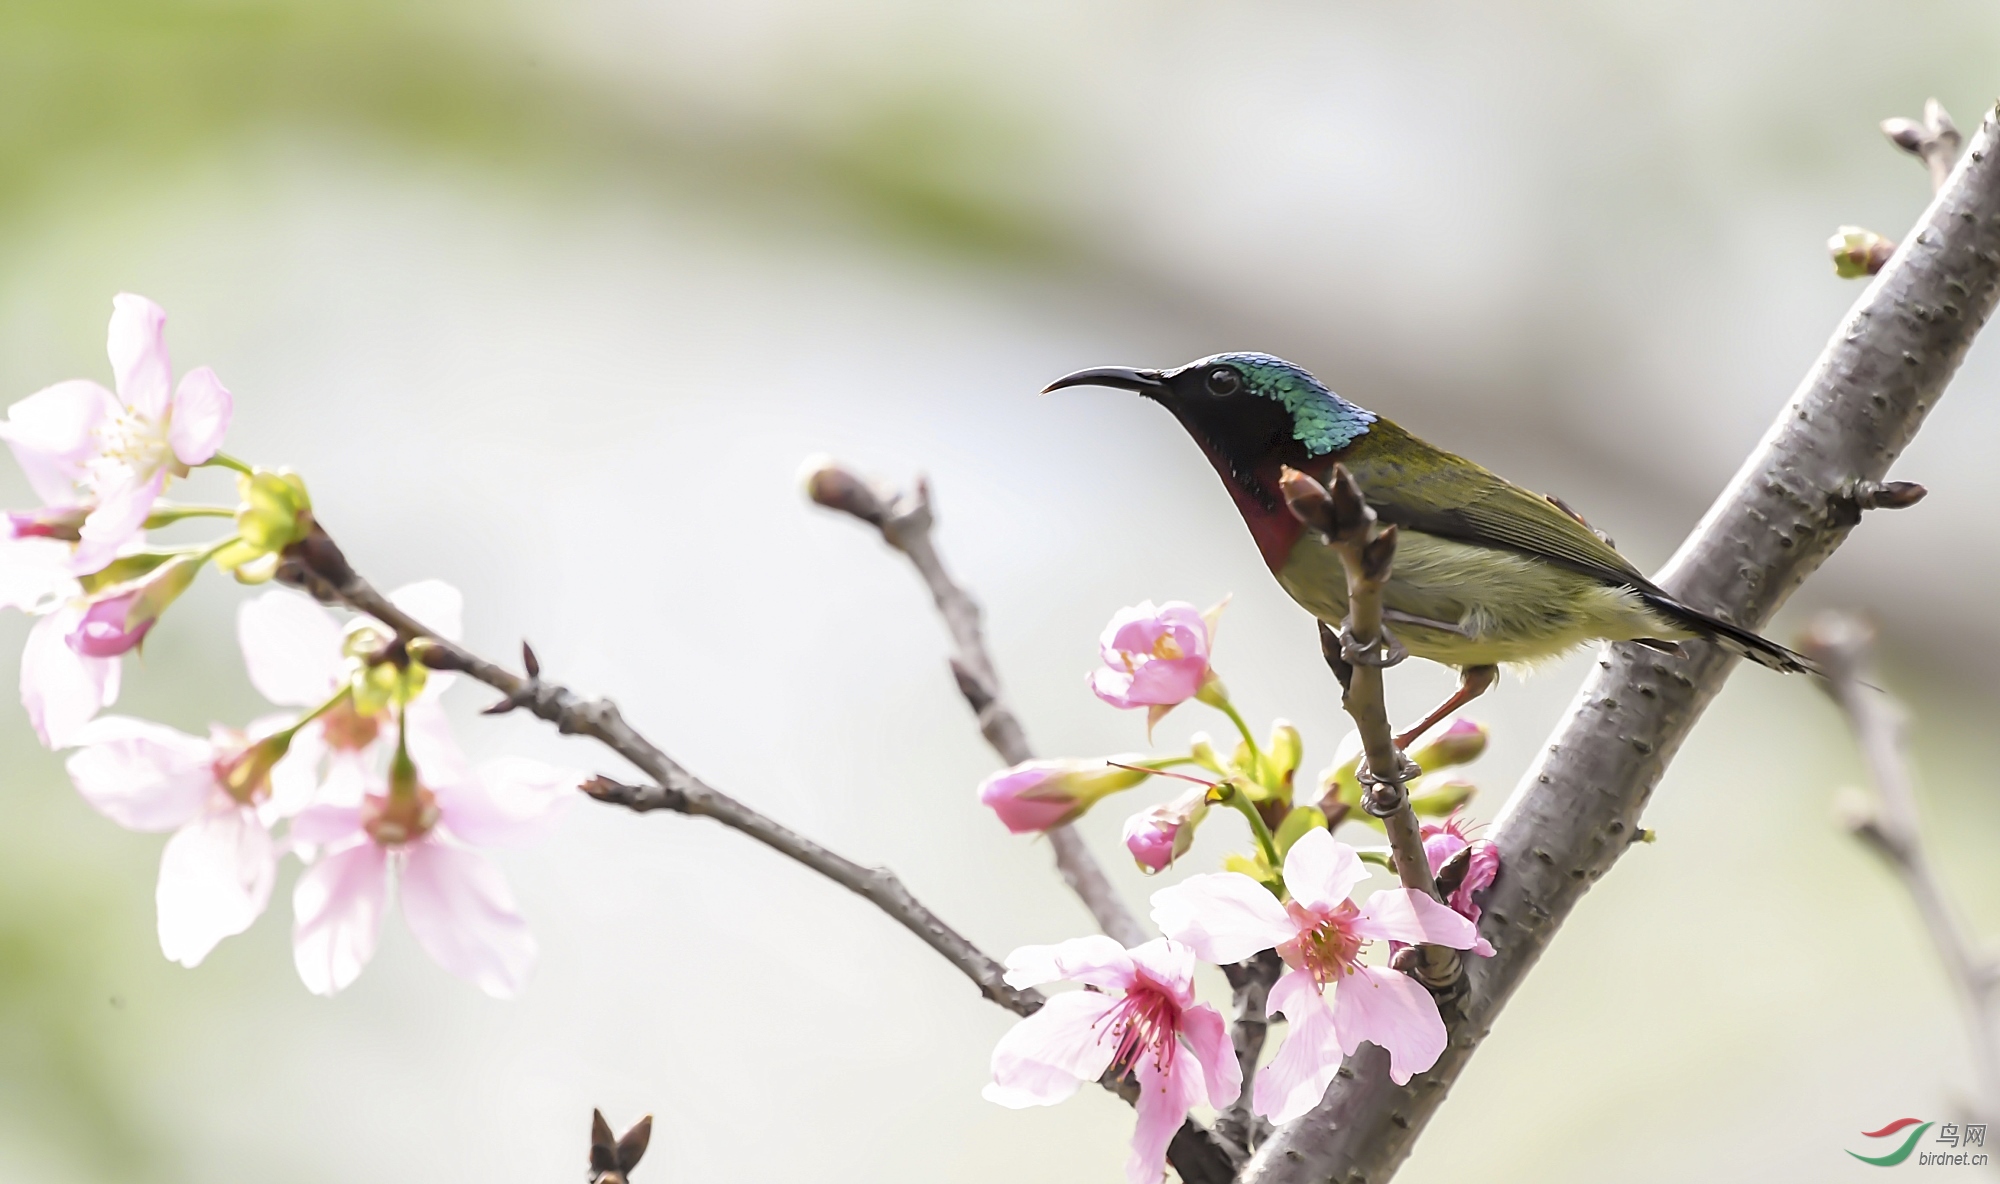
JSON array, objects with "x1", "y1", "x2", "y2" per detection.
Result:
[
  {"x1": 589, "y1": 1109, "x2": 653, "y2": 1184},
  {"x1": 799, "y1": 454, "x2": 891, "y2": 526},
  {"x1": 1882, "y1": 98, "x2": 1963, "y2": 192}
]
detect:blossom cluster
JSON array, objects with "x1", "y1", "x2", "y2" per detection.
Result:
[
  {"x1": 977, "y1": 599, "x2": 1502, "y2": 1182},
  {"x1": 2, "y1": 296, "x2": 580, "y2": 997}
]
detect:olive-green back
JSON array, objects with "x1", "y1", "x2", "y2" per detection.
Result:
[{"x1": 1342, "y1": 419, "x2": 1656, "y2": 592}]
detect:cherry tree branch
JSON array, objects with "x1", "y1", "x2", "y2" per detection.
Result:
[
  {"x1": 800, "y1": 458, "x2": 1147, "y2": 947},
  {"x1": 1279, "y1": 466, "x2": 1461, "y2": 991},
  {"x1": 273, "y1": 522, "x2": 1241, "y2": 1184},
  {"x1": 1246, "y1": 98, "x2": 2000, "y2": 1184},
  {"x1": 1800, "y1": 612, "x2": 2000, "y2": 1121},
  {"x1": 271, "y1": 528, "x2": 1042, "y2": 1016},
  {"x1": 1217, "y1": 951, "x2": 1283, "y2": 1155},
  {"x1": 795, "y1": 460, "x2": 1242, "y2": 1179}
]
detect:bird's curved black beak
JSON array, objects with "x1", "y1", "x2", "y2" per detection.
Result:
[{"x1": 1041, "y1": 366, "x2": 1165, "y2": 395}]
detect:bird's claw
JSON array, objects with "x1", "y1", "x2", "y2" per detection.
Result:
[{"x1": 1339, "y1": 621, "x2": 1408, "y2": 669}]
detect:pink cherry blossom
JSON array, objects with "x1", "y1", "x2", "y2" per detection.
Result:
[
  {"x1": 237, "y1": 581, "x2": 463, "y2": 813},
  {"x1": 984, "y1": 935, "x2": 1239, "y2": 1184},
  {"x1": 1422, "y1": 814, "x2": 1500, "y2": 955},
  {"x1": 0, "y1": 294, "x2": 233, "y2": 575},
  {"x1": 1121, "y1": 785, "x2": 1208, "y2": 873},
  {"x1": 1089, "y1": 600, "x2": 1220, "y2": 711},
  {"x1": 22, "y1": 605, "x2": 121, "y2": 748},
  {"x1": 1149, "y1": 828, "x2": 1479, "y2": 1122},
  {"x1": 65, "y1": 716, "x2": 292, "y2": 967},
  {"x1": 977, "y1": 758, "x2": 1152, "y2": 833},
  {"x1": 288, "y1": 706, "x2": 576, "y2": 998}
]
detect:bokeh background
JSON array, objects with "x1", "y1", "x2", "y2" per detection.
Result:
[{"x1": 2, "y1": 2, "x2": 1998, "y2": 1181}]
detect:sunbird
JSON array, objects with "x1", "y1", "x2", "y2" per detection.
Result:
[{"x1": 1047, "y1": 351, "x2": 1817, "y2": 747}]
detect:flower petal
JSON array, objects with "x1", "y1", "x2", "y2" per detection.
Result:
[
  {"x1": 1178, "y1": 1002, "x2": 1242, "y2": 1109},
  {"x1": 1330, "y1": 964, "x2": 1448, "y2": 1086},
  {"x1": 1352, "y1": 887, "x2": 1480, "y2": 950},
  {"x1": 1149, "y1": 872, "x2": 1296, "y2": 965},
  {"x1": 0, "y1": 380, "x2": 116, "y2": 504},
  {"x1": 23, "y1": 608, "x2": 120, "y2": 748},
  {"x1": 1128, "y1": 1045, "x2": 1203, "y2": 1184},
  {"x1": 1001, "y1": 934, "x2": 1136, "y2": 991},
  {"x1": 167, "y1": 366, "x2": 231, "y2": 465},
  {"x1": 1281, "y1": 828, "x2": 1369, "y2": 914},
  {"x1": 237, "y1": 590, "x2": 347, "y2": 706},
  {"x1": 107, "y1": 294, "x2": 172, "y2": 419},
  {"x1": 64, "y1": 715, "x2": 214, "y2": 830},
  {"x1": 157, "y1": 804, "x2": 275, "y2": 967},
  {"x1": 435, "y1": 756, "x2": 578, "y2": 848},
  {"x1": 289, "y1": 803, "x2": 366, "y2": 847},
  {"x1": 387, "y1": 580, "x2": 463, "y2": 642},
  {"x1": 292, "y1": 840, "x2": 389, "y2": 996},
  {"x1": 1125, "y1": 938, "x2": 1196, "y2": 1005},
  {"x1": 266, "y1": 720, "x2": 328, "y2": 819},
  {"x1": 1253, "y1": 970, "x2": 1342, "y2": 1123},
  {"x1": 403, "y1": 694, "x2": 472, "y2": 788},
  {"x1": 0, "y1": 536, "x2": 80, "y2": 612},
  {"x1": 399, "y1": 839, "x2": 536, "y2": 999},
  {"x1": 76, "y1": 468, "x2": 165, "y2": 566},
  {"x1": 981, "y1": 989, "x2": 1121, "y2": 1108}
]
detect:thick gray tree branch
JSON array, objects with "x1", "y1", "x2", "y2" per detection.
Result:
[
  {"x1": 799, "y1": 459, "x2": 1147, "y2": 948},
  {"x1": 1801, "y1": 612, "x2": 2000, "y2": 1123},
  {"x1": 1246, "y1": 99, "x2": 2000, "y2": 1184}
]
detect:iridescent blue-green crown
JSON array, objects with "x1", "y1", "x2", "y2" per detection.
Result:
[{"x1": 1182, "y1": 352, "x2": 1375, "y2": 456}]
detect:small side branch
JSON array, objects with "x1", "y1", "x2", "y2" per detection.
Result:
[
  {"x1": 1801, "y1": 613, "x2": 2000, "y2": 1119},
  {"x1": 1280, "y1": 466, "x2": 1461, "y2": 991},
  {"x1": 273, "y1": 526, "x2": 1042, "y2": 1016},
  {"x1": 277, "y1": 521, "x2": 1239, "y2": 1178},
  {"x1": 1884, "y1": 98, "x2": 1964, "y2": 194},
  {"x1": 802, "y1": 458, "x2": 1146, "y2": 946}
]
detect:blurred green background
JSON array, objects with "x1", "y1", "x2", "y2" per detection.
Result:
[{"x1": 1, "y1": 1, "x2": 1998, "y2": 1181}]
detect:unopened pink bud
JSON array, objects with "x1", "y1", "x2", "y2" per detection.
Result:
[
  {"x1": 1411, "y1": 717, "x2": 1488, "y2": 771},
  {"x1": 9, "y1": 505, "x2": 88, "y2": 542},
  {"x1": 67, "y1": 591, "x2": 152, "y2": 657},
  {"x1": 977, "y1": 758, "x2": 1151, "y2": 834},
  {"x1": 65, "y1": 553, "x2": 202, "y2": 658},
  {"x1": 1120, "y1": 787, "x2": 1207, "y2": 873}
]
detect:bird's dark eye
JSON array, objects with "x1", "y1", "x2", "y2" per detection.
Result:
[{"x1": 1205, "y1": 367, "x2": 1242, "y2": 397}]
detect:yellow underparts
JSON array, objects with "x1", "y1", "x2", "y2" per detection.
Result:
[{"x1": 1276, "y1": 529, "x2": 1688, "y2": 669}]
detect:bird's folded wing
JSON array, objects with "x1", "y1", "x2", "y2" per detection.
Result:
[{"x1": 1343, "y1": 421, "x2": 1657, "y2": 592}]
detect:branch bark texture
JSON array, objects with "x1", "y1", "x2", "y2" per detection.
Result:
[{"x1": 1246, "y1": 100, "x2": 2000, "y2": 1184}]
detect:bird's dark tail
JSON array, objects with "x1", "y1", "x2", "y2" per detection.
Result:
[{"x1": 1637, "y1": 591, "x2": 1822, "y2": 676}]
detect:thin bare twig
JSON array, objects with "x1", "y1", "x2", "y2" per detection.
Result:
[
  {"x1": 1884, "y1": 97, "x2": 1964, "y2": 194},
  {"x1": 1801, "y1": 612, "x2": 2000, "y2": 1121},
  {"x1": 800, "y1": 459, "x2": 1146, "y2": 948},
  {"x1": 275, "y1": 522, "x2": 1239, "y2": 1183},
  {"x1": 1245, "y1": 98, "x2": 2000, "y2": 1184},
  {"x1": 271, "y1": 526, "x2": 1041, "y2": 1016},
  {"x1": 1280, "y1": 465, "x2": 1461, "y2": 991}
]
